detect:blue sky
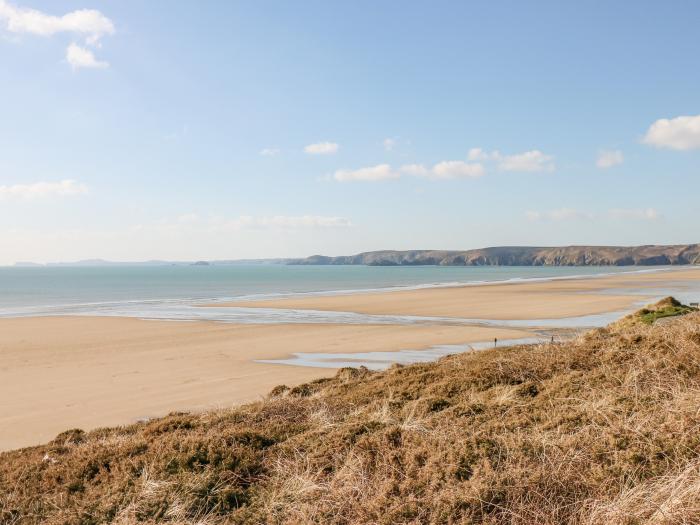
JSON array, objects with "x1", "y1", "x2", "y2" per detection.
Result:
[{"x1": 1, "y1": 0, "x2": 699, "y2": 264}]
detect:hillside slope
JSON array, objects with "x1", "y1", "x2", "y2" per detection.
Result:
[
  {"x1": 2, "y1": 301, "x2": 700, "y2": 524},
  {"x1": 289, "y1": 244, "x2": 700, "y2": 266}
]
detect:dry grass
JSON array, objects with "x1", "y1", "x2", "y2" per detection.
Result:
[{"x1": 3, "y1": 299, "x2": 700, "y2": 524}]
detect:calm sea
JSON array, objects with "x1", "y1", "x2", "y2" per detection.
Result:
[{"x1": 0, "y1": 264, "x2": 663, "y2": 320}]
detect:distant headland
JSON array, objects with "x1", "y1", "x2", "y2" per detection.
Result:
[
  {"x1": 12, "y1": 244, "x2": 700, "y2": 268},
  {"x1": 288, "y1": 244, "x2": 700, "y2": 266}
]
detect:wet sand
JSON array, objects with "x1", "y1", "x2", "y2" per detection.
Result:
[
  {"x1": 0, "y1": 317, "x2": 529, "y2": 451},
  {"x1": 210, "y1": 267, "x2": 700, "y2": 319},
  {"x1": 3, "y1": 267, "x2": 698, "y2": 451}
]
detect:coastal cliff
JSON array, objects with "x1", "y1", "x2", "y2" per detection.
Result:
[{"x1": 289, "y1": 244, "x2": 700, "y2": 266}]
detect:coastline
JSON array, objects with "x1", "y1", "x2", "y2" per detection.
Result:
[
  {"x1": 0, "y1": 265, "x2": 685, "y2": 320},
  {"x1": 0, "y1": 317, "x2": 530, "y2": 451},
  {"x1": 205, "y1": 267, "x2": 700, "y2": 320},
  {"x1": 2, "y1": 266, "x2": 699, "y2": 451},
  {"x1": 201, "y1": 265, "x2": 676, "y2": 303}
]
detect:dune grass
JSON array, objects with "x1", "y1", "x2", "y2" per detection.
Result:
[
  {"x1": 2, "y1": 299, "x2": 700, "y2": 524},
  {"x1": 635, "y1": 297, "x2": 698, "y2": 325}
]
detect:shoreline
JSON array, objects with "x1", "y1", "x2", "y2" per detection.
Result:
[
  {"x1": 0, "y1": 317, "x2": 531, "y2": 451},
  {"x1": 201, "y1": 265, "x2": 680, "y2": 304},
  {"x1": 205, "y1": 268, "x2": 700, "y2": 321},
  {"x1": 2, "y1": 267, "x2": 699, "y2": 452},
  {"x1": 1, "y1": 265, "x2": 693, "y2": 319}
]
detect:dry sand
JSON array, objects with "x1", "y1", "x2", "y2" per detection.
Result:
[
  {"x1": 3, "y1": 267, "x2": 699, "y2": 451},
  {"x1": 0, "y1": 317, "x2": 529, "y2": 451},
  {"x1": 211, "y1": 267, "x2": 700, "y2": 319}
]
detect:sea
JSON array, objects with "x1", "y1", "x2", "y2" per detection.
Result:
[
  {"x1": 2, "y1": 264, "x2": 697, "y2": 369},
  {"x1": 0, "y1": 264, "x2": 684, "y2": 320}
]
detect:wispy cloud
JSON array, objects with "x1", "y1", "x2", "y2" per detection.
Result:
[
  {"x1": 259, "y1": 148, "x2": 281, "y2": 157},
  {"x1": 0, "y1": 0, "x2": 113, "y2": 38},
  {"x1": 0, "y1": 0, "x2": 113, "y2": 68},
  {"x1": 333, "y1": 161, "x2": 484, "y2": 182},
  {"x1": 468, "y1": 148, "x2": 555, "y2": 172},
  {"x1": 608, "y1": 208, "x2": 660, "y2": 220},
  {"x1": 0, "y1": 179, "x2": 88, "y2": 201},
  {"x1": 383, "y1": 138, "x2": 396, "y2": 151},
  {"x1": 334, "y1": 164, "x2": 398, "y2": 182},
  {"x1": 304, "y1": 142, "x2": 339, "y2": 155},
  {"x1": 643, "y1": 114, "x2": 700, "y2": 150},
  {"x1": 526, "y1": 207, "x2": 660, "y2": 221},
  {"x1": 467, "y1": 148, "x2": 500, "y2": 162},
  {"x1": 398, "y1": 164, "x2": 428, "y2": 177},
  {"x1": 498, "y1": 150, "x2": 555, "y2": 172},
  {"x1": 525, "y1": 208, "x2": 593, "y2": 221},
  {"x1": 401, "y1": 161, "x2": 484, "y2": 180},
  {"x1": 66, "y1": 42, "x2": 107, "y2": 69},
  {"x1": 597, "y1": 150, "x2": 624, "y2": 169}
]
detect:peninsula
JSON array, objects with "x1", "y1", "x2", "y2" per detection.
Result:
[{"x1": 288, "y1": 244, "x2": 700, "y2": 267}]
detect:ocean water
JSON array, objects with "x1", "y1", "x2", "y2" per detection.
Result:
[
  {"x1": 1, "y1": 264, "x2": 695, "y2": 370},
  {"x1": 0, "y1": 264, "x2": 660, "y2": 317},
  {"x1": 257, "y1": 336, "x2": 547, "y2": 370}
]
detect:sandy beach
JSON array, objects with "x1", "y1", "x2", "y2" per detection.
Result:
[
  {"x1": 0, "y1": 317, "x2": 529, "y2": 451},
  {"x1": 2, "y1": 267, "x2": 699, "y2": 451},
  {"x1": 208, "y1": 267, "x2": 700, "y2": 319}
]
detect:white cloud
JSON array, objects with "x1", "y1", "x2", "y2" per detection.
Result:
[
  {"x1": 399, "y1": 164, "x2": 429, "y2": 177},
  {"x1": 643, "y1": 114, "x2": 700, "y2": 150},
  {"x1": 467, "y1": 148, "x2": 485, "y2": 161},
  {"x1": 498, "y1": 150, "x2": 554, "y2": 172},
  {"x1": 334, "y1": 164, "x2": 398, "y2": 182},
  {"x1": 0, "y1": 0, "x2": 114, "y2": 39},
  {"x1": 304, "y1": 142, "x2": 339, "y2": 155},
  {"x1": 334, "y1": 161, "x2": 484, "y2": 182},
  {"x1": 608, "y1": 208, "x2": 660, "y2": 220},
  {"x1": 429, "y1": 161, "x2": 484, "y2": 179},
  {"x1": 526, "y1": 208, "x2": 592, "y2": 221},
  {"x1": 259, "y1": 148, "x2": 281, "y2": 157},
  {"x1": 0, "y1": 179, "x2": 88, "y2": 201},
  {"x1": 66, "y1": 42, "x2": 108, "y2": 69},
  {"x1": 468, "y1": 147, "x2": 555, "y2": 172},
  {"x1": 400, "y1": 161, "x2": 484, "y2": 179},
  {"x1": 467, "y1": 148, "x2": 500, "y2": 162},
  {"x1": 527, "y1": 207, "x2": 660, "y2": 221},
  {"x1": 383, "y1": 138, "x2": 396, "y2": 151},
  {"x1": 0, "y1": 1, "x2": 113, "y2": 67},
  {"x1": 596, "y1": 150, "x2": 624, "y2": 168}
]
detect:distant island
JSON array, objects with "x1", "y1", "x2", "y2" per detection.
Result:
[{"x1": 288, "y1": 244, "x2": 700, "y2": 266}]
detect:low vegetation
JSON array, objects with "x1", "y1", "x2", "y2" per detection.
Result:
[
  {"x1": 635, "y1": 296, "x2": 698, "y2": 325},
  {"x1": 2, "y1": 299, "x2": 700, "y2": 524}
]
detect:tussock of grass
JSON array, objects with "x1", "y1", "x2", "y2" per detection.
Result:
[
  {"x1": 3, "y1": 299, "x2": 700, "y2": 524},
  {"x1": 615, "y1": 296, "x2": 698, "y2": 327},
  {"x1": 637, "y1": 297, "x2": 698, "y2": 325}
]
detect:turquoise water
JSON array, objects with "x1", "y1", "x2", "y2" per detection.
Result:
[{"x1": 0, "y1": 265, "x2": 655, "y2": 312}]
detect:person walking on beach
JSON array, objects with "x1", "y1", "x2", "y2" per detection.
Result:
[{"x1": 494, "y1": 337, "x2": 497, "y2": 347}]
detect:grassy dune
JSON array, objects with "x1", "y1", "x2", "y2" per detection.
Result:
[{"x1": 2, "y1": 299, "x2": 700, "y2": 524}]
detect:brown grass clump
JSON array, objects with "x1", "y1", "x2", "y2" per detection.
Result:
[
  {"x1": 2, "y1": 299, "x2": 700, "y2": 524},
  {"x1": 613, "y1": 296, "x2": 698, "y2": 328}
]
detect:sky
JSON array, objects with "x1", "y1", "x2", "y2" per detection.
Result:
[{"x1": 1, "y1": 0, "x2": 699, "y2": 264}]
